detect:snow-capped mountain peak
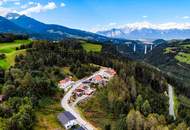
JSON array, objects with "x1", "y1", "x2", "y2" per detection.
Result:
[
  {"x1": 118, "y1": 22, "x2": 190, "y2": 31},
  {"x1": 5, "y1": 13, "x2": 21, "y2": 20},
  {"x1": 97, "y1": 22, "x2": 190, "y2": 32},
  {"x1": 97, "y1": 22, "x2": 190, "y2": 40}
]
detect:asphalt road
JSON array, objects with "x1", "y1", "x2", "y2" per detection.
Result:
[
  {"x1": 61, "y1": 69, "x2": 104, "y2": 130},
  {"x1": 168, "y1": 84, "x2": 176, "y2": 120}
]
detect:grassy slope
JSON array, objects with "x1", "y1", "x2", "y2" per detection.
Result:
[
  {"x1": 33, "y1": 97, "x2": 65, "y2": 130},
  {"x1": 34, "y1": 67, "x2": 77, "y2": 130},
  {"x1": 146, "y1": 41, "x2": 190, "y2": 86},
  {"x1": 78, "y1": 96, "x2": 116, "y2": 130},
  {"x1": 0, "y1": 40, "x2": 31, "y2": 69},
  {"x1": 178, "y1": 95, "x2": 190, "y2": 108},
  {"x1": 146, "y1": 41, "x2": 190, "y2": 119},
  {"x1": 81, "y1": 41, "x2": 102, "y2": 53},
  {"x1": 164, "y1": 43, "x2": 190, "y2": 65},
  {"x1": 173, "y1": 91, "x2": 180, "y2": 117},
  {"x1": 175, "y1": 52, "x2": 190, "y2": 64}
]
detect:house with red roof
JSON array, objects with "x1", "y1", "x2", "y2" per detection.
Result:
[
  {"x1": 59, "y1": 77, "x2": 74, "y2": 91},
  {"x1": 84, "y1": 89, "x2": 95, "y2": 96},
  {"x1": 91, "y1": 75, "x2": 104, "y2": 84}
]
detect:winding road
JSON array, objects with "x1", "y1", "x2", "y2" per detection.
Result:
[
  {"x1": 168, "y1": 84, "x2": 176, "y2": 120},
  {"x1": 61, "y1": 69, "x2": 105, "y2": 130},
  {"x1": 61, "y1": 68, "x2": 177, "y2": 130}
]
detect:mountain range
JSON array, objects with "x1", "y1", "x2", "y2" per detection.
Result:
[
  {"x1": 1, "y1": 13, "x2": 190, "y2": 42},
  {"x1": 97, "y1": 22, "x2": 190, "y2": 40},
  {"x1": 0, "y1": 13, "x2": 114, "y2": 42}
]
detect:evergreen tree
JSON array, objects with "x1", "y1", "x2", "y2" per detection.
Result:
[
  {"x1": 135, "y1": 95, "x2": 143, "y2": 111},
  {"x1": 141, "y1": 100, "x2": 151, "y2": 116}
]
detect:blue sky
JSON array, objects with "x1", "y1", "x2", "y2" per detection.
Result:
[{"x1": 0, "y1": 0, "x2": 190, "y2": 31}]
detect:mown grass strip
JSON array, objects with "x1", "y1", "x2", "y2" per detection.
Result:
[{"x1": 81, "y1": 41, "x2": 102, "y2": 53}]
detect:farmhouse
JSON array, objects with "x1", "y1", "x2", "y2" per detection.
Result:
[
  {"x1": 74, "y1": 84, "x2": 95, "y2": 97},
  {"x1": 59, "y1": 77, "x2": 74, "y2": 91},
  {"x1": 91, "y1": 75, "x2": 103, "y2": 84},
  {"x1": 84, "y1": 89, "x2": 95, "y2": 95},
  {"x1": 58, "y1": 111, "x2": 77, "y2": 129}
]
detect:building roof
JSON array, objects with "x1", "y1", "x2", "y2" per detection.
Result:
[
  {"x1": 94, "y1": 75, "x2": 103, "y2": 81},
  {"x1": 58, "y1": 111, "x2": 76, "y2": 125},
  {"x1": 59, "y1": 78, "x2": 72, "y2": 84},
  {"x1": 85, "y1": 89, "x2": 94, "y2": 95}
]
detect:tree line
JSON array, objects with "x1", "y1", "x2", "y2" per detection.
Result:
[
  {"x1": 0, "y1": 38, "x2": 189, "y2": 129},
  {"x1": 0, "y1": 34, "x2": 29, "y2": 43}
]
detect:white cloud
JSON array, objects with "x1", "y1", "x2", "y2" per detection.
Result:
[
  {"x1": 0, "y1": 0, "x2": 20, "y2": 5},
  {"x1": 91, "y1": 22, "x2": 190, "y2": 32},
  {"x1": 182, "y1": 16, "x2": 190, "y2": 19},
  {"x1": 21, "y1": 2, "x2": 37, "y2": 9},
  {"x1": 120, "y1": 22, "x2": 190, "y2": 30},
  {"x1": 19, "y1": 2, "x2": 57, "y2": 15},
  {"x1": 0, "y1": 7, "x2": 12, "y2": 16},
  {"x1": 60, "y1": 2, "x2": 65, "y2": 7},
  {"x1": 0, "y1": 0, "x2": 4, "y2": 5},
  {"x1": 91, "y1": 23, "x2": 120, "y2": 32},
  {"x1": 21, "y1": 4, "x2": 28, "y2": 9},
  {"x1": 142, "y1": 15, "x2": 148, "y2": 18},
  {"x1": 14, "y1": 2, "x2": 20, "y2": 5},
  {"x1": 108, "y1": 22, "x2": 117, "y2": 26},
  {"x1": 28, "y1": 1, "x2": 34, "y2": 5}
]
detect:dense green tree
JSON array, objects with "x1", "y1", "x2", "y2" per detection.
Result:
[
  {"x1": 135, "y1": 95, "x2": 143, "y2": 111},
  {"x1": 0, "y1": 38, "x2": 189, "y2": 129},
  {"x1": 128, "y1": 76, "x2": 137, "y2": 101},
  {"x1": 141, "y1": 100, "x2": 151, "y2": 116},
  {"x1": 176, "y1": 122, "x2": 188, "y2": 130},
  {"x1": 126, "y1": 110, "x2": 144, "y2": 130}
]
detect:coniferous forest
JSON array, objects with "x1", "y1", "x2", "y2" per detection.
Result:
[{"x1": 0, "y1": 35, "x2": 189, "y2": 130}]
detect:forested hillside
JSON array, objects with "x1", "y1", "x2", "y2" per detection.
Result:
[
  {"x1": 145, "y1": 39, "x2": 190, "y2": 97},
  {"x1": 0, "y1": 38, "x2": 189, "y2": 129}
]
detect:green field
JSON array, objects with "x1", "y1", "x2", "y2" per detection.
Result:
[
  {"x1": 33, "y1": 97, "x2": 65, "y2": 130},
  {"x1": 173, "y1": 92, "x2": 180, "y2": 117},
  {"x1": 178, "y1": 95, "x2": 190, "y2": 108},
  {"x1": 0, "y1": 40, "x2": 31, "y2": 69},
  {"x1": 78, "y1": 96, "x2": 116, "y2": 130},
  {"x1": 181, "y1": 44, "x2": 190, "y2": 49},
  {"x1": 175, "y1": 52, "x2": 190, "y2": 65},
  {"x1": 81, "y1": 41, "x2": 102, "y2": 53},
  {"x1": 164, "y1": 47, "x2": 176, "y2": 54}
]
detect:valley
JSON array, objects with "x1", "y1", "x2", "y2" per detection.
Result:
[
  {"x1": 0, "y1": 1, "x2": 189, "y2": 129},
  {"x1": 0, "y1": 34, "x2": 189, "y2": 130}
]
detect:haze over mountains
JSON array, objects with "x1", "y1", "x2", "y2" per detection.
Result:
[
  {"x1": 0, "y1": 13, "x2": 110, "y2": 42},
  {"x1": 97, "y1": 22, "x2": 190, "y2": 40},
  {"x1": 1, "y1": 13, "x2": 190, "y2": 42}
]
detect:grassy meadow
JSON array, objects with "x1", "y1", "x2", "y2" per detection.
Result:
[
  {"x1": 0, "y1": 40, "x2": 31, "y2": 69},
  {"x1": 175, "y1": 52, "x2": 190, "y2": 65},
  {"x1": 81, "y1": 41, "x2": 102, "y2": 53},
  {"x1": 33, "y1": 97, "x2": 65, "y2": 130}
]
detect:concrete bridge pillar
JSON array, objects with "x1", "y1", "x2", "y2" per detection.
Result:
[
  {"x1": 150, "y1": 44, "x2": 153, "y2": 51},
  {"x1": 134, "y1": 44, "x2": 136, "y2": 52},
  {"x1": 144, "y1": 44, "x2": 147, "y2": 54}
]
